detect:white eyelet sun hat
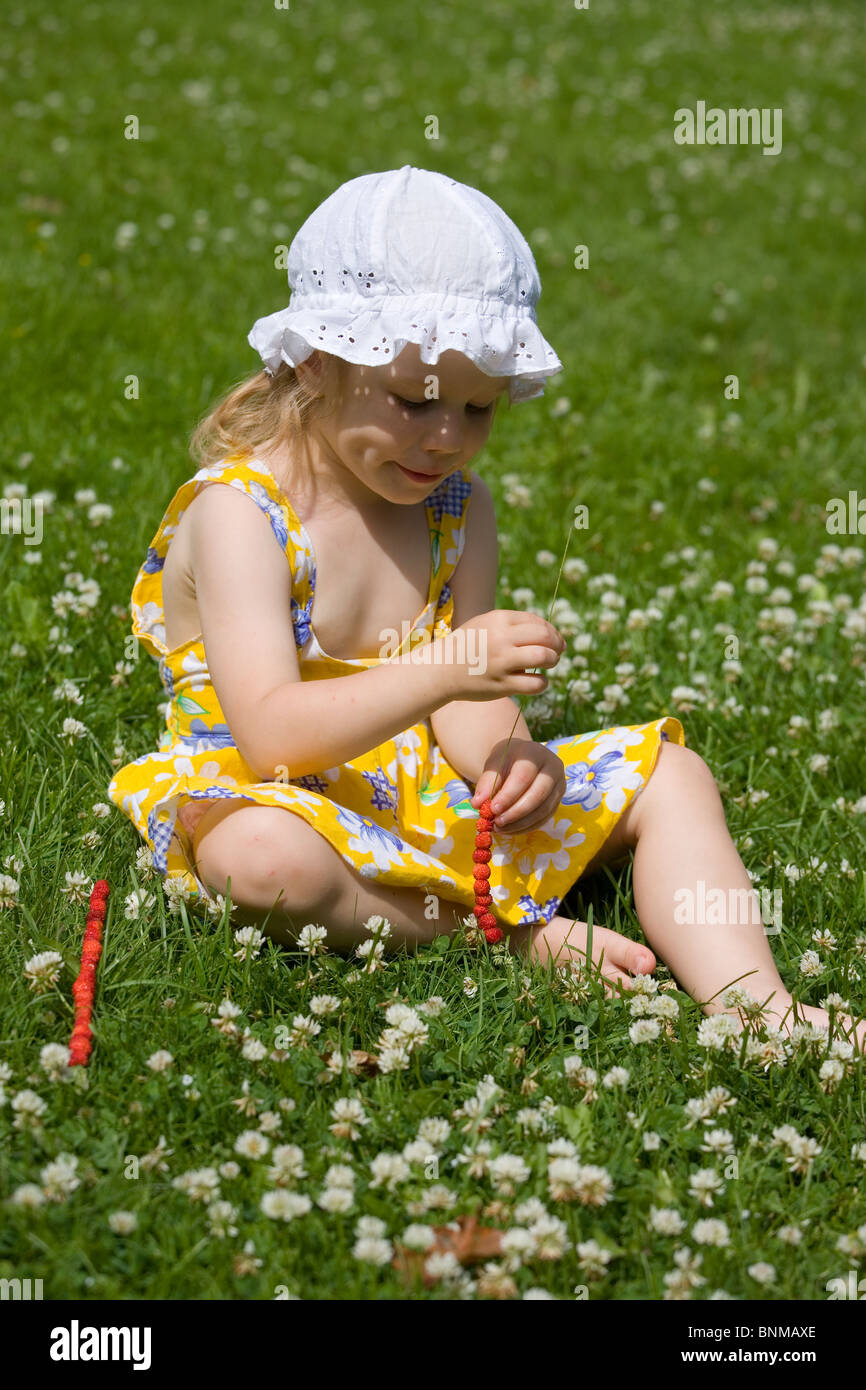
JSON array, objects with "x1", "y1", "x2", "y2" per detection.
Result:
[{"x1": 247, "y1": 165, "x2": 563, "y2": 403}]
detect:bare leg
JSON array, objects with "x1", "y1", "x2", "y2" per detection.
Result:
[
  {"x1": 189, "y1": 800, "x2": 655, "y2": 991},
  {"x1": 527, "y1": 742, "x2": 865, "y2": 1044}
]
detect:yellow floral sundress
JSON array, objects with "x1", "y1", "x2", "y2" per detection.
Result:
[{"x1": 108, "y1": 452, "x2": 685, "y2": 930}]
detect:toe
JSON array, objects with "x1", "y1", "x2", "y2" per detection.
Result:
[{"x1": 596, "y1": 928, "x2": 655, "y2": 977}]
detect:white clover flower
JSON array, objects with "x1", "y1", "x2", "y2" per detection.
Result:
[
  {"x1": 11, "y1": 1090, "x2": 48, "y2": 1129},
  {"x1": 602, "y1": 1067, "x2": 630, "y2": 1089},
  {"x1": 146, "y1": 1050, "x2": 174, "y2": 1072},
  {"x1": 776, "y1": 1225, "x2": 803, "y2": 1245},
  {"x1": 369, "y1": 1153, "x2": 410, "y2": 1191},
  {"x1": 629, "y1": 1018, "x2": 661, "y2": 1044},
  {"x1": 260, "y1": 1190, "x2": 311, "y2": 1221},
  {"x1": 688, "y1": 1168, "x2": 724, "y2": 1207},
  {"x1": 39, "y1": 1043, "x2": 71, "y2": 1078},
  {"x1": 108, "y1": 1211, "x2": 138, "y2": 1234},
  {"x1": 309, "y1": 994, "x2": 341, "y2": 1016},
  {"x1": 693, "y1": 1219, "x2": 729, "y2": 1246},
  {"x1": 748, "y1": 1261, "x2": 776, "y2": 1285},
  {"x1": 317, "y1": 1186, "x2": 354, "y2": 1213},
  {"x1": 23, "y1": 950, "x2": 64, "y2": 993},
  {"x1": 401, "y1": 1223, "x2": 437, "y2": 1251},
  {"x1": 10, "y1": 1184, "x2": 45, "y2": 1208},
  {"x1": 233, "y1": 926, "x2": 264, "y2": 961},
  {"x1": 296, "y1": 922, "x2": 326, "y2": 956},
  {"x1": 355, "y1": 1214, "x2": 388, "y2": 1239},
  {"x1": 172, "y1": 1168, "x2": 220, "y2": 1201},
  {"x1": 41, "y1": 1153, "x2": 80, "y2": 1201},
  {"x1": 234, "y1": 1130, "x2": 270, "y2": 1159},
  {"x1": 352, "y1": 1235, "x2": 393, "y2": 1264},
  {"x1": 267, "y1": 1144, "x2": 307, "y2": 1185},
  {"x1": 207, "y1": 1200, "x2": 238, "y2": 1237},
  {"x1": 696, "y1": 1015, "x2": 741, "y2": 1050},
  {"x1": 798, "y1": 950, "x2": 823, "y2": 977},
  {"x1": 649, "y1": 1206, "x2": 685, "y2": 1235},
  {"x1": 489, "y1": 1153, "x2": 531, "y2": 1195}
]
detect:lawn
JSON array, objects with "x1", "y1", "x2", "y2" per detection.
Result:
[{"x1": 1, "y1": 0, "x2": 865, "y2": 1301}]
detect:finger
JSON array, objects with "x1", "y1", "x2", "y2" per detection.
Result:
[
  {"x1": 489, "y1": 760, "x2": 540, "y2": 816},
  {"x1": 493, "y1": 774, "x2": 560, "y2": 828},
  {"x1": 505, "y1": 673, "x2": 549, "y2": 696},
  {"x1": 497, "y1": 796, "x2": 561, "y2": 834},
  {"x1": 508, "y1": 615, "x2": 567, "y2": 651},
  {"x1": 507, "y1": 644, "x2": 562, "y2": 671},
  {"x1": 496, "y1": 794, "x2": 560, "y2": 834},
  {"x1": 471, "y1": 770, "x2": 504, "y2": 806}
]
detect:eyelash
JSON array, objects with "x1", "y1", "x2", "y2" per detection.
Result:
[{"x1": 391, "y1": 394, "x2": 493, "y2": 415}]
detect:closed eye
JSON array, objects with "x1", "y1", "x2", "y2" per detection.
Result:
[{"x1": 391, "y1": 393, "x2": 494, "y2": 415}]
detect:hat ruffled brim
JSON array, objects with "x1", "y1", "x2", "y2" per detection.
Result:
[{"x1": 248, "y1": 295, "x2": 563, "y2": 403}]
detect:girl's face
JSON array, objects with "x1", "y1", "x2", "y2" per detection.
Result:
[{"x1": 299, "y1": 342, "x2": 510, "y2": 506}]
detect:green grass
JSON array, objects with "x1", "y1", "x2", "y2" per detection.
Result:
[{"x1": 2, "y1": 0, "x2": 866, "y2": 1300}]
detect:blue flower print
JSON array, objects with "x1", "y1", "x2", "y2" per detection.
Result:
[
  {"x1": 443, "y1": 776, "x2": 473, "y2": 809},
  {"x1": 142, "y1": 546, "x2": 165, "y2": 574},
  {"x1": 546, "y1": 731, "x2": 601, "y2": 753},
  {"x1": 336, "y1": 806, "x2": 408, "y2": 868},
  {"x1": 517, "y1": 894, "x2": 560, "y2": 925},
  {"x1": 291, "y1": 593, "x2": 313, "y2": 648},
  {"x1": 178, "y1": 718, "x2": 237, "y2": 750},
  {"x1": 246, "y1": 480, "x2": 289, "y2": 550},
  {"x1": 159, "y1": 662, "x2": 176, "y2": 702},
  {"x1": 436, "y1": 581, "x2": 452, "y2": 612},
  {"x1": 561, "y1": 750, "x2": 627, "y2": 813},
  {"x1": 362, "y1": 768, "x2": 398, "y2": 813},
  {"x1": 292, "y1": 773, "x2": 330, "y2": 795},
  {"x1": 426, "y1": 472, "x2": 472, "y2": 524}
]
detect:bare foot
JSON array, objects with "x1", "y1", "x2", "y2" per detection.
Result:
[
  {"x1": 708, "y1": 986, "x2": 866, "y2": 1052},
  {"x1": 512, "y1": 913, "x2": 657, "y2": 995}
]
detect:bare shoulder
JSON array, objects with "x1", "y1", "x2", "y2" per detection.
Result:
[
  {"x1": 466, "y1": 470, "x2": 497, "y2": 536},
  {"x1": 449, "y1": 471, "x2": 499, "y2": 621}
]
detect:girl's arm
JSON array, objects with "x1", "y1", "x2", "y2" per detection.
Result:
[
  {"x1": 188, "y1": 484, "x2": 461, "y2": 782},
  {"x1": 429, "y1": 472, "x2": 536, "y2": 784}
]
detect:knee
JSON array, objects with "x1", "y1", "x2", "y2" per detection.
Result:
[
  {"x1": 197, "y1": 808, "x2": 339, "y2": 915},
  {"x1": 635, "y1": 741, "x2": 723, "y2": 828},
  {"x1": 654, "y1": 740, "x2": 719, "y2": 793}
]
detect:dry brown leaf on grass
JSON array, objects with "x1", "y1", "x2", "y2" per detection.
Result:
[{"x1": 393, "y1": 1213, "x2": 504, "y2": 1287}]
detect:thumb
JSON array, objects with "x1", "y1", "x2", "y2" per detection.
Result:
[{"x1": 471, "y1": 773, "x2": 498, "y2": 807}]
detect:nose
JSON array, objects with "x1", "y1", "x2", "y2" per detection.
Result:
[{"x1": 421, "y1": 408, "x2": 466, "y2": 456}]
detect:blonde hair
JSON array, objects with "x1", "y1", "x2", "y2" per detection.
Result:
[{"x1": 188, "y1": 354, "x2": 343, "y2": 473}]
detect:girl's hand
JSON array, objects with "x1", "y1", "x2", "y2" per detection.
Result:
[
  {"x1": 470, "y1": 737, "x2": 566, "y2": 833},
  {"x1": 435, "y1": 609, "x2": 566, "y2": 701}
]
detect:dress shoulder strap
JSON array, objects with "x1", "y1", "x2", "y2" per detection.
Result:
[
  {"x1": 129, "y1": 451, "x2": 311, "y2": 660},
  {"x1": 423, "y1": 465, "x2": 473, "y2": 631}
]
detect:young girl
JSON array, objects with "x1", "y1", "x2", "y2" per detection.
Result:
[{"x1": 109, "y1": 165, "x2": 863, "y2": 1045}]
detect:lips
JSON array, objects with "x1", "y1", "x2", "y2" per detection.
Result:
[{"x1": 395, "y1": 462, "x2": 443, "y2": 482}]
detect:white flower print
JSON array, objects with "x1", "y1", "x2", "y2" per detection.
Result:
[
  {"x1": 180, "y1": 649, "x2": 210, "y2": 692},
  {"x1": 587, "y1": 727, "x2": 647, "y2": 760},
  {"x1": 385, "y1": 728, "x2": 423, "y2": 779},
  {"x1": 287, "y1": 531, "x2": 313, "y2": 584},
  {"x1": 345, "y1": 829, "x2": 405, "y2": 873},
  {"x1": 491, "y1": 838, "x2": 517, "y2": 868},
  {"x1": 118, "y1": 786, "x2": 150, "y2": 828},
  {"x1": 132, "y1": 600, "x2": 165, "y2": 647},
  {"x1": 426, "y1": 818, "x2": 454, "y2": 859},
  {"x1": 270, "y1": 786, "x2": 325, "y2": 812},
  {"x1": 518, "y1": 817, "x2": 586, "y2": 879},
  {"x1": 169, "y1": 757, "x2": 224, "y2": 780}
]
